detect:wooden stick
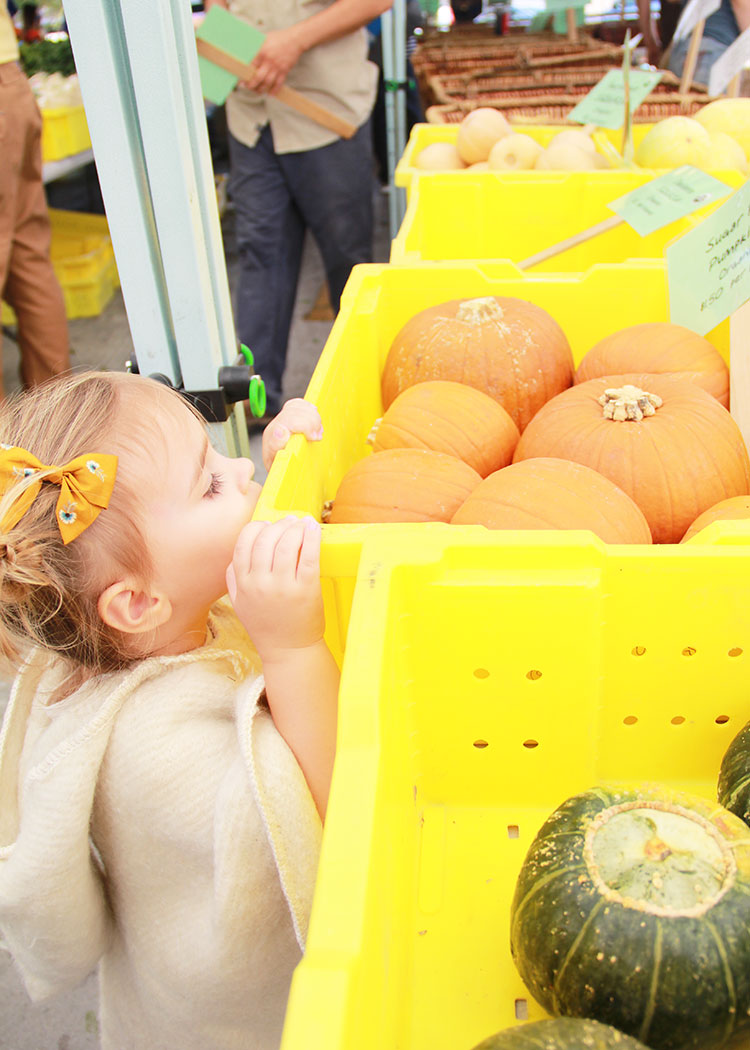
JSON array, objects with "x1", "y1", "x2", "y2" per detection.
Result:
[
  {"x1": 727, "y1": 72, "x2": 742, "y2": 96},
  {"x1": 517, "y1": 214, "x2": 624, "y2": 270},
  {"x1": 679, "y1": 19, "x2": 705, "y2": 94},
  {"x1": 195, "y1": 37, "x2": 356, "y2": 139},
  {"x1": 566, "y1": 8, "x2": 579, "y2": 42},
  {"x1": 730, "y1": 298, "x2": 750, "y2": 450}
]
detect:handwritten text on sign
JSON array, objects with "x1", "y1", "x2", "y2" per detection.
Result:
[
  {"x1": 667, "y1": 180, "x2": 750, "y2": 336},
  {"x1": 568, "y1": 69, "x2": 663, "y2": 129}
]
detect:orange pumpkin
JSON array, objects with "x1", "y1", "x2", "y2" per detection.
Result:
[
  {"x1": 681, "y1": 495, "x2": 750, "y2": 542},
  {"x1": 370, "y1": 380, "x2": 520, "y2": 477},
  {"x1": 381, "y1": 296, "x2": 574, "y2": 432},
  {"x1": 575, "y1": 322, "x2": 729, "y2": 407},
  {"x1": 324, "y1": 448, "x2": 481, "y2": 523},
  {"x1": 513, "y1": 373, "x2": 750, "y2": 544},
  {"x1": 451, "y1": 457, "x2": 652, "y2": 544}
]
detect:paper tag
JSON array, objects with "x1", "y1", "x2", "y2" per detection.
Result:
[
  {"x1": 196, "y1": 6, "x2": 265, "y2": 106},
  {"x1": 673, "y1": 0, "x2": 721, "y2": 41},
  {"x1": 667, "y1": 180, "x2": 750, "y2": 335},
  {"x1": 708, "y1": 26, "x2": 750, "y2": 95},
  {"x1": 608, "y1": 166, "x2": 733, "y2": 236},
  {"x1": 543, "y1": 0, "x2": 588, "y2": 9},
  {"x1": 567, "y1": 69, "x2": 663, "y2": 129}
]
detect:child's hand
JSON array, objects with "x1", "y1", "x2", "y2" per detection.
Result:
[
  {"x1": 262, "y1": 398, "x2": 323, "y2": 472},
  {"x1": 226, "y1": 515, "x2": 324, "y2": 661}
]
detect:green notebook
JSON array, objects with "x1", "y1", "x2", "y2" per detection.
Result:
[{"x1": 195, "y1": 6, "x2": 266, "y2": 105}]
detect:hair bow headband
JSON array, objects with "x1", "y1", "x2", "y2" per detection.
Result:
[{"x1": 0, "y1": 446, "x2": 118, "y2": 544}]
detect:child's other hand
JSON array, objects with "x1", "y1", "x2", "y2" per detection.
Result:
[
  {"x1": 262, "y1": 398, "x2": 323, "y2": 472},
  {"x1": 226, "y1": 515, "x2": 324, "y2": 660}
]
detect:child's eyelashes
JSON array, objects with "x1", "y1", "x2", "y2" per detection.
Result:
[{"x1": 204, "y1": 473, "x2": 224, "y2": 499}]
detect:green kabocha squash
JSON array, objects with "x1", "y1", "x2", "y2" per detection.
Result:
[
  {"x1": 718, "y1": 719, "x2": 750, "y2": 826},
  {"x1": 510, "y1": 784, "x2": 750, "y2": 1050},
  {"x1": 471, "y1": 1017, "x2": 652, "y2": 1050}
]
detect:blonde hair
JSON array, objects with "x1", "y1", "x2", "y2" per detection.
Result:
[{"x1": 0, "y1": 371, "x2": 187, "y2": 675}]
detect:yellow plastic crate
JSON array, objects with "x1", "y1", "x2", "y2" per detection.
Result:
[
  {"x1": 390, "y1": 168, "x2": 746, "y2": 269},
  {"x1": 1, "y1": 209, "x2": 119, "y2": 322},
  {"x1": 41, "y1": 104, "x2": 91, "y2": 162},
  {"x1": 282, "y1": 527, "x2": 750, "y2": 1050},
  {"x1": 255, "y1": 261, "x2": 737, "y2": 663},
  {"x1": 394, "y1": 122, "x2": 745, "y2": 201}
]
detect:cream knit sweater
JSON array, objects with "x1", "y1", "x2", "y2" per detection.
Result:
[{"x1": 0, "y1": 601, "x2": 322, "y2": 1050}]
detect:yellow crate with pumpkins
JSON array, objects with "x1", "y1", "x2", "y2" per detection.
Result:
[
  {"x1": 281, "y1": 524, "x2": 750, "y2": 1050},
  {"x1": 255, "y1": 261, "x2": 750, "y2": 665}
]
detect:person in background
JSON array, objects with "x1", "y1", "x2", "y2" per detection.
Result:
[
  {"x1": 0, "y1": 371, "x2": 338, "y2": 1049},
  {"x1": 0, "y1": 1, "x2": 70, "y2": 399},
  {"x1": 638, "y1": 0, "x2": 750, "y2": 84},
  {"x1": 205, "y1": 0, "x2": 392, "y2": 426}
]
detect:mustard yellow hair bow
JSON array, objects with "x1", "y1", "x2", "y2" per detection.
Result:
[{"x1": 0, "y1": 446, "x2": 118, "y2": 544}]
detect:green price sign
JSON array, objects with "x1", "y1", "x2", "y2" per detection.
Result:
[
  {"x1": 567, "y1": 68, "x2": 663, "y2": 129},
  {"x1": 667, "y1": 180, "x2": 750, "y2": 336},
  {"x1": 608, "y1": 166, "x2": 734, "y2": 237}
]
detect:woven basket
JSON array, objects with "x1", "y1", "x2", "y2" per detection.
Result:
[
  {"x1": 424, "y1": 94, "x2": 709, "y2": 124},
  {"x1": 427, "y1": 66, "x2": 709, "y2": 105}
]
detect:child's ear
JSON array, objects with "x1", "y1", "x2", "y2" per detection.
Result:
[{"x1": 97, "y1": 580, "x2": 173, "y2": 635}]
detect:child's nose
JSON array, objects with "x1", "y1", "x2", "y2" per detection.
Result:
[{"x1": 237, "y1": 457, "x2": 255, "y2": 490}]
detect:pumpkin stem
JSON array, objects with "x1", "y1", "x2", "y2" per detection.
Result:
[
  {"x1": 598, "y1": 384, "x2": 663, "y2": 422},
  {"x1": 644, "y1": 836, "x2": 672, "y2": 862},
  {"x1": 455, "y1": 297, "x2": 504, "y2": 324},
  {"x1": 322, "y1": 499, "x2": 334, "y2": 524}
]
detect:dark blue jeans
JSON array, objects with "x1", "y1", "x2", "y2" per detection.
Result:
[{"x1": 228, "y1": 120, "x2": 374, "y2": 415}]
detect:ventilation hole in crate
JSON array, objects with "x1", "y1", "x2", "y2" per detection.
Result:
[
  {"x1": 507, "y1": 824, "x2": 520, "y2": 839},
  {"x1": 473, "y1": 739, "x2": 489, "y2": 749},
  {"x1": 474, "y1": 668, "x2": 490, "y2": 679},
  {"x1": 729, "y1": 648, "x2": 744, "y2": 658},
  {"x1": 671, "y1": 715, "x2": 685, "y2": 725},
  {"x1": 682, "y1": 647, "x2": 697, "y2": 657},
  {"x1": 526, "y1": 669, "x2": 542, "y2": 680},
  {"x1": 523, "y1": 739, "x2": 539, "y2": 749},
  {"x1": 623, "y1": 715, "x2": 638, "y2": 725},
  {"x1": 632, "y1": 646, "x2": 646, "y2": 656},
  {"x1": 515, "y1": 999, "x2": 529, "y2": 1021},
  {"x1": 716, "y1": 715, "x2": 730, "y2": 725}
]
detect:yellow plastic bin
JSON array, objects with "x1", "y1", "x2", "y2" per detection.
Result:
[
  {"x1": 254, "y1": 261, "x2": 736, "y2": 663},
  {"x1": 281, "y1": 526, "x2": 750, "y2": 1050},
  {"x1": 1, "y1": 209, "x2": 119, "y2": 323},
  {"x1": 389, "y1": 168, "x2": 744, "y2": 269},
  {"x1": 394, "y1": 122, "x2": 745, "y2": 203},
  {"x1": 41, "y1": 104, "x2": 91, "y2": 162}
]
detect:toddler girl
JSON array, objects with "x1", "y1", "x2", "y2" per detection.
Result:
[{"x1": 0, "y1": 370, "x2": 339, "y2": 1050}]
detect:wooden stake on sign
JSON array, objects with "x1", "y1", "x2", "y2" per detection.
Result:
[
  {"x1": 195, "y1": 37, "x2": 357, "y2": 139},
  {"x1": 679, "y1": 19, "x2": 705, "y2": 93},
  {"x1": 517, "y1": 215, "x2": 624, "y2": 270},
  {"x1": 566, "y1": 8, "x2": 578, "y2": 42},
  {"x1": 730, "y1": 298, "x2": 750, "y2": 450},
  {"x1": 727, "y1": 72, "x2": 742, "y2": 95}
]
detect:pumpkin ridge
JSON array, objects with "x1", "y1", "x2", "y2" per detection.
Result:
[
  {"x1": 704, "y1": 917, "x2": 738, "y2": 1047},
  {"x1": 683, "y1": 397, "x2": 750, "y2": 493},
  {"x1": 510, "y1": 863, "x2": 587, "y2": 930},
  {"x1": 638, "y1": 920, "x2": 663, "y2": 1045},
  {"x1": 666, "y1": 399, "x2": 748, "y2": 525},
  {"x1": 531, "y1": 462, "x2": 642, "y2": 540},
  {"x1": 551, "y1": 896, "x2": 607, "y2": 1015}
]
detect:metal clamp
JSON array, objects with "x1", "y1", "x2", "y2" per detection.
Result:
[{"x1": 125, "y1": 343, "x2": 267, "y2": 422}]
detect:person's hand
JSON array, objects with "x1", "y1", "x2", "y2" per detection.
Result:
[
  {"x1": 262, "y1": 397, "x2": 323, "y2": 471},
  {"x1": 226, "y1": 515, "x2": 324, "y2": 661},
  {"x1": 239, "y1": 26, "x2": 305, "y2": 95}
]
